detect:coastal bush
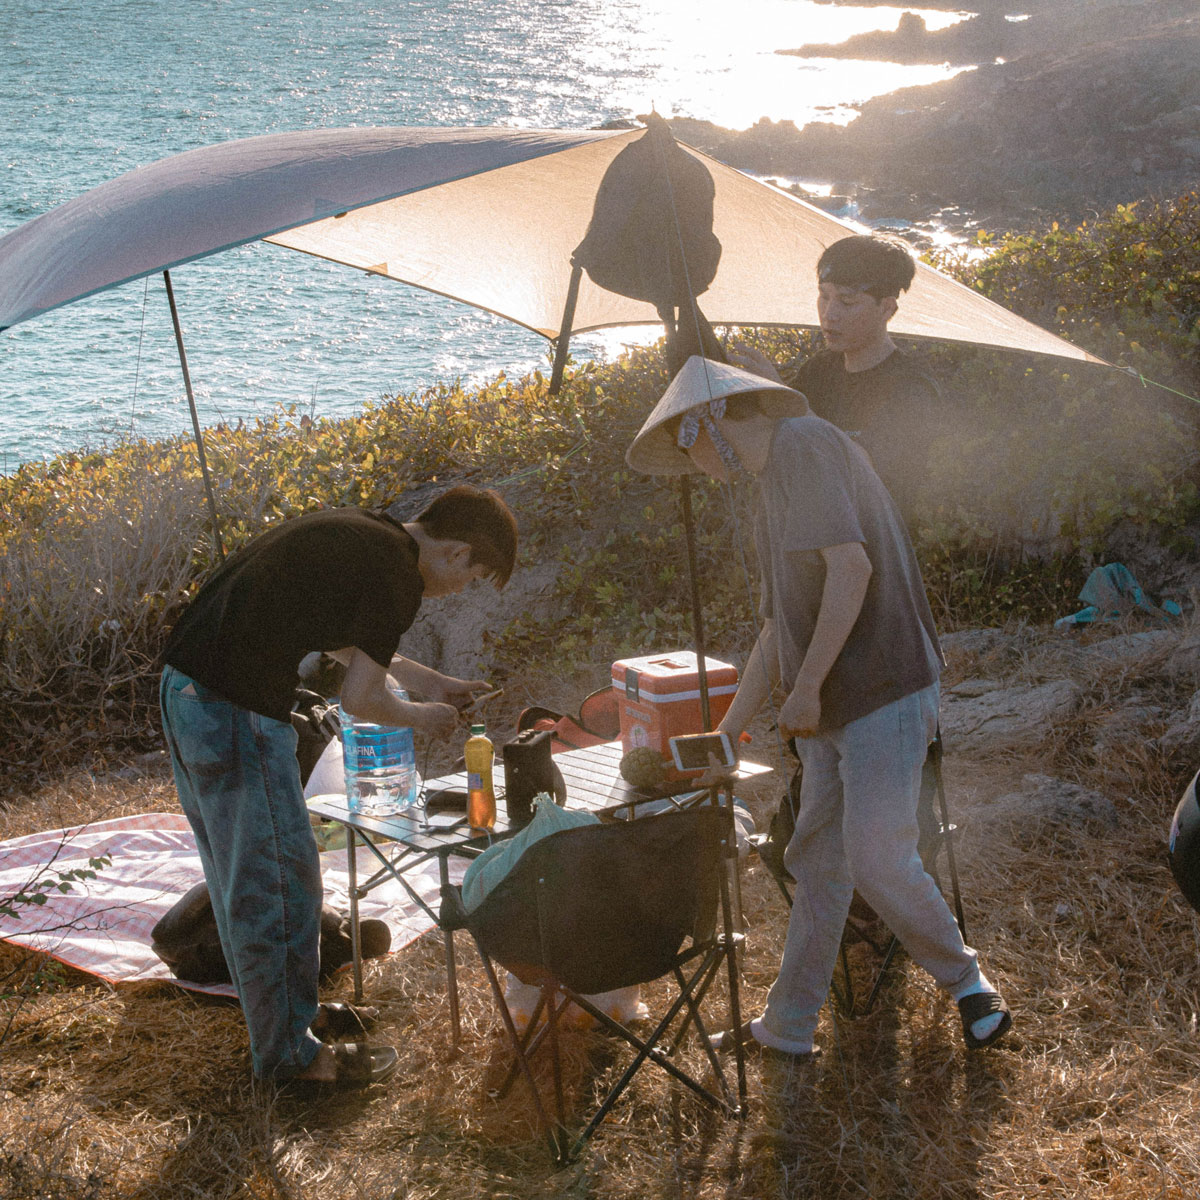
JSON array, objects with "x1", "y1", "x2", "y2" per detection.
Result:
[
  {"x1": 956, "y1": 190, "x2": 1200, "y2": 388},
  {"x1": 1, "y1": 192, "x2": 1198, "y2": 788},
  {"x1": 915, "y1": 192, "x2": 1200, "y2": 577}
]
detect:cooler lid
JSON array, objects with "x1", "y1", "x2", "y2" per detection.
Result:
[{"x1": 612, "y1": 651, "x2": 738, "y2": 696}]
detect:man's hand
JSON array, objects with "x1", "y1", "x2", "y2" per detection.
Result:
[
  {"x1": 728, "y1": 342, "x2": 784, "y2": 384},
  {"x1": 694, "y1": 751, "x2": 738, "y2": 790},
  {"x1": 408, "y1": 701, "x2": 459, "y2": 739},
  {"x1": 779, "y1": 678, "x2": 821, "y2": 740},
  {"x1": 423, "y1": 672, "x2": 489, "y2": 710}
]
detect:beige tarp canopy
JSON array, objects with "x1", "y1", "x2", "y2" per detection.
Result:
[{"x1": 0, "y1": 124, "x2": 1101, "y2": 365}]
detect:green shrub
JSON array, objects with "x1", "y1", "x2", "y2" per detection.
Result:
[{"x1": 1, "y1": 192, "x2": 1198, "y2": 788}]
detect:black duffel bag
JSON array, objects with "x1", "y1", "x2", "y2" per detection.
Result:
[{"x1": 150, "y1": 880, "x2": 391, "y2": 986}]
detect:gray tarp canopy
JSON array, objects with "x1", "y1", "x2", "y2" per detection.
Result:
[{"x1": 0, "y1": 125, "x2": 1102, "y2": 364}]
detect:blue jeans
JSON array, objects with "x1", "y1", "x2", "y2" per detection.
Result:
[
  {"x1": 762, "y1": 683, "x2": 980, "y2": 1045},
  {"x1": 160, "y1": 665, "x2": 324, "y2": 1080}
]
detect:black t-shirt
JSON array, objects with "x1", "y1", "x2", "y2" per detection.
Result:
[
  {"x1": 162, "y1": 508, "x2": 424, "y2": 722},
  {"x1": 785, "y1": 349, "x2": 938, "y2": 525}
]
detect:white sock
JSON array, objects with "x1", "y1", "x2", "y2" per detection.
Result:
[{"x1": 951, "y1": 972, "x2": 1005, "y2": 1041}]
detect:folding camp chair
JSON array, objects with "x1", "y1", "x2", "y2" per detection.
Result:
[
  {"x1": 516, "y1": 685, "x2": 621, "y2": 754},
  {"x1": 753, "y1": 732, "x2": 966, "y2": 1019},
  {"x1": 440, "y1": 797, "x2": 747, "y2": 1165}
]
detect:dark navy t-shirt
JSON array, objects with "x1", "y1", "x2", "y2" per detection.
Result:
[
  {"x1": 786, "y1": 348, "x2": 938, "y2": 525},
  {"x1": 162, "y1": 508, "x2": 423, "y2": 722},
  {"x1": 754, "y1": 417, "x2": 941, "y2": 731}
]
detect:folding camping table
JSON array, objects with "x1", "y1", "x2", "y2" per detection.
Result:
[{"x1": 306, "y1": 740, "x2": 771, "y2": 1049}]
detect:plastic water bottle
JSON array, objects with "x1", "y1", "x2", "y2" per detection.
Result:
[
  {"x1": 464, "y1": 723, "x2": 496, "y2": 831},
  {"x1": 339, "y1": 678, "x2": 419, "y2": 816}
]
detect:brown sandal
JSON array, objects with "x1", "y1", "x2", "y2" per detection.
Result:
[
  {"x1": 312, "y1": 1001, "x2": 379, "y2": 1041},
  {"x1": 290, "y1": 1041, "x2": 399, "y2": 1092}
]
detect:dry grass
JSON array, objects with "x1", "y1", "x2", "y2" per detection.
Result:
[{"x1": 3, "y1": 625, "x2": 1200, "y2": 1199}]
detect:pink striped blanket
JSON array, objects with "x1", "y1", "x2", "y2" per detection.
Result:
[{"x1": 0, "y1": 812, "x2": 461, "y2": 996}]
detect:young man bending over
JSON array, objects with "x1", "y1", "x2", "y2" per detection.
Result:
[
  {"x1": 159, "y1": 485, "x2": 518, "y2": 1089},
  {"x1": 626, "y1": 359, "x2": 1010, "y2": 1058}
]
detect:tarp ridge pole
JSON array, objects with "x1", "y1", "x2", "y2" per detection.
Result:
[
  {"x1": 163, "y1": 270, "x2": 225, "y2": 562},
  {"x1": 680, "y1": 474, "x2": 712, "y2": 730},
  {"x1": 548, "y1": 263, "x2": 583, "y2": 396},
  {"x1": 652, "y1": 123, "x2": 713, "y2": 726}
]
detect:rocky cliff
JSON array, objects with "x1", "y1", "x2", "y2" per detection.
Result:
[{"x1": 672, "y1": 1, "x2": 1200, "y2": 230}]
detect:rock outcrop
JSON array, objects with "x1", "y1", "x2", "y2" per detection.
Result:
[{"x1": 671, "y1": 1, "x2": 1200, "y2": 228}]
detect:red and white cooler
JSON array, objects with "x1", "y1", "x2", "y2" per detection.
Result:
[{"x1": 612, "y1": 650, "x2": 739, "y2": 777}]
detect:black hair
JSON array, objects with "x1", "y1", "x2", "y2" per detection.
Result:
[
  {"x1": 817, "y1": 234, "x2": 916, "y2": 299},
  {"x1": 412, "y1": 485, "x2": 518, "y2": 587}
]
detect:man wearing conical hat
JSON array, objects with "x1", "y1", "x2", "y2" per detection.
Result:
[{"x1": 627, "y1": 358, "x2": 1010, "y2": 1058}]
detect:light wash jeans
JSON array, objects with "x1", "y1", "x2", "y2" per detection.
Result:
[
  {"x1": 160, "y1": 665, "x2": 324, "y2": 1080},
  {"x1": 761, "y1": 682, "x2": 980, "y2": 1045}
]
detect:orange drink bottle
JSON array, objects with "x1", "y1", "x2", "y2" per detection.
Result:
[{"x1": 465, "y1": 722, "x2": 496, "y2": 830}]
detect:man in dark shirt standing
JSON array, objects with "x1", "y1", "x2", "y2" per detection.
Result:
[
  {"x1": 734, "y1": 233, "x2": 938, "y2": 526},
  {"x1": 159, "y1": 485, "x2": 517, "y2": 1089}
]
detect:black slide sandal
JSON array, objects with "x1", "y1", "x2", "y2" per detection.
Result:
[{"x1": 958, "y1": 991, "x2": 1012, "y2": 1050}]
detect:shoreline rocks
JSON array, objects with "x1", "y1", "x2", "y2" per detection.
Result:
[{"x1": 669, "y1": 1, "x2": 1200, "y2": 233}]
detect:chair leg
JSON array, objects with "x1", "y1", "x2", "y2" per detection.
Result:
[
  {"x1": 545, "y1": 987, "x2": 570, "y2": 1161},
  {"x1": 831, "y1": 936, "x2": 855, "y2": 1016},
  {"x1": 715, "y1": 786, "x2": 748, "y2": 1113},
  {"x1": 673, "y1": 960, "x2": 738, "y2": 1111},
  {"x1": 930, "y1": 738, "x2": 968, "y2": 940},
  {"x1": 493, "y1": 990, "x2": 550, "y2": 1101},
  {"x1": 473, "y1": 944, "x2": 565, "y2": 1163},
  {"x1": 566, "y1": 952, "x2": 733, "y2": 1160}
]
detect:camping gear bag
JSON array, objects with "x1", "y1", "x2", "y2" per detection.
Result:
[{"x1": 150, "y1": 880, "x2": 391, "y2": 985}]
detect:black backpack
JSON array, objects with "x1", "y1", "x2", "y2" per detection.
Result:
[
  {"x1": 150, "y1": 880, "x2": 392, "y2": 985},
  {"x1": 572, "y1": 114, "x2": 722, "y2": 313}
]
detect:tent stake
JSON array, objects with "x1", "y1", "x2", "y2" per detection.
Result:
[
  {"x1": 548, "y1": 263, "x2": 582, "y2": 396},
  {"x1": 164, "y1": 270, "x2": 225, "y2": 561},
  {"x1": 680, "y1": 474, "x2": 712, "y2": 729}
]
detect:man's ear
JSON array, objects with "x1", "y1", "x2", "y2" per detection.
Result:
[{"x1": 880, "y1": 296, "x2": 899, "y2": 323}]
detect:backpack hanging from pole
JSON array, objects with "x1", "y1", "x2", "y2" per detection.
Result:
[{"x1": 572, "y1": 113, "x2": 722, "y2": 312}]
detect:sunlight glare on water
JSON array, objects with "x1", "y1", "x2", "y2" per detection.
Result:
[{"x1": 0, "y1": 0, "x2": 971, "y2": 468}]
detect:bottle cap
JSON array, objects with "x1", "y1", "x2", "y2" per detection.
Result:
[{"x1": 470, "y1": 723, "x2": 486, "y2": 735}]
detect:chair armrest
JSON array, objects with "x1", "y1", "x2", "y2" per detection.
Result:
[{"x1": 439, "y1": 883, "x2": 470, "y2": 931}]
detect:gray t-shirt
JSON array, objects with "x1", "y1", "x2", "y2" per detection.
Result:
[{"x1": 754, "y1": 416, "x2": 942, "y2": 731}]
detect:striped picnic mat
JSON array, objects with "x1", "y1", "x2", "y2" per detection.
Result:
[{"x1": 0, "y1": 812, "x2": 461, "y2": 996}]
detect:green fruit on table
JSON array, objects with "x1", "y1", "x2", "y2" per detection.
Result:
[{"x1": 620, "y1": 746, "x2": 666, "y2": 788}]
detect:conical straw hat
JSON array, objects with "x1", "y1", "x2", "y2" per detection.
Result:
[{"x1": 626, "y1": 355, "x2": 808, "y2": 476}]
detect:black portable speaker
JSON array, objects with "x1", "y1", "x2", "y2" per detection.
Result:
[{"x1": 502, "y1": 727, "x2": 567, "y2": 825}]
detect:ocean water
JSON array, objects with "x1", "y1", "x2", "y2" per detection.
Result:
[{"x1": 0, "y1": 0, "x2": 967, "y2": 468}]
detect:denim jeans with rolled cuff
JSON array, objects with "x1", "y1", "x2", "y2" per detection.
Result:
[{"x1": 160, "y1": 665, "x2": 324, "y2": 1081}]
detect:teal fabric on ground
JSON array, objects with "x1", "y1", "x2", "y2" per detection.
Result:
[
  {"x1": 1055, "y1": 562, "x2": 1181, "y2": 629},
  {"x1": 461, "y1": 795, "x2": 600, "y2": 912}
]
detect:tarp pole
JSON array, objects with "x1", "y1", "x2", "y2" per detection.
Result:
[
  {"x1": 548, "y1": 263, "x2": 583, "y2": 395},
  {"x1": 163, "y1": 270, "x2": 225, "y2": 562},
  {"x1": 680, "y1": 474, "x2": 712, "y2": 730}
]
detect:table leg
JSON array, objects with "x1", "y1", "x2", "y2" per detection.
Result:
[
  {"x1": 346, "y1": 825, "x2": 363, "y2": 1004},
  {"x1": 440, "y1": 852, "x2": 461, "y2": 1052}
]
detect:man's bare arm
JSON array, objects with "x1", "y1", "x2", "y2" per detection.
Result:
[
  {"x1": 328, "y1": 648, "x2": 486, "y2": 711},
  {"x1": 717, "y1": 619, "x2": 779, "y2": 741},
  {"x1": 338, "y1": 649, "x2": 458, "y2": 738},
  {"x1": 386, "y1": 654, "x2": 487, "y2": 709}
]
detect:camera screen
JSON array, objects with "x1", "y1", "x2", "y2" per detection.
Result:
[{"x1": 672, "y1": 734, "x2": 730, "y2": 769}]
